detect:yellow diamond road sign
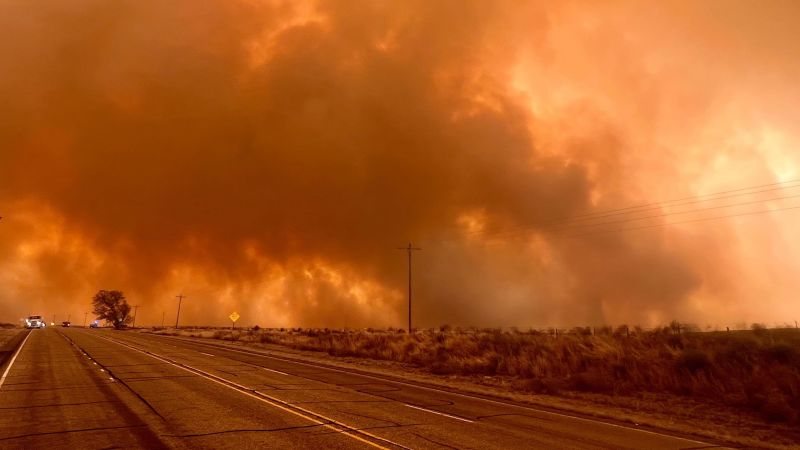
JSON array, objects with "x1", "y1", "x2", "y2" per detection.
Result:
[{"x1": 229, "y1": 312, "x2": 240, "y2": 323}]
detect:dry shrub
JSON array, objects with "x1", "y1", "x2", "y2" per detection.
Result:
[
  {"x1": 676, "y1": 349, "x2": 711, "y2": 373},
  {"x1": 193, "y1": 324, "x2": 800, "y2": 423}
]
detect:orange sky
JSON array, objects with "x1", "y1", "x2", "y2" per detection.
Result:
[{"x1": 1, "y1": 0, "x2": 799, "y2": 328}]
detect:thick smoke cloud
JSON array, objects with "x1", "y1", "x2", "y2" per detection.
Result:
[{"x1": 1, "y1": 1, "x2": 799, "y2": 327}]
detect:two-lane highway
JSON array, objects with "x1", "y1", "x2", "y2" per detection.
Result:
[{"x1": 0, "y1": 328, "x2": 728, "y2": 449}]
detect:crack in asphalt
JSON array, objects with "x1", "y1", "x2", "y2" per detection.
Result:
[
  {"x1": 57, "y1": 331, "x2": 168, "y2": 422},
  {"x1": 0, "y1": 425, "x2": 149, "y2": 442},
  {"x1": 121, "y1": 375, "x2": 198, "y2": 381},
  {"x1": 292, "y1": 400, "x2": 392, "y2": 405},
  {"x1": 354, "y1": 385, "x2": 403, "y2": 393},
  {"x1": 103, "y1": 363, "x2": 172, "y2": 368},
  {"x1": 473, "y1": 412, "x2": 555, "y2": 423},
  {"x1": 412, "y1": 432, "x2": 463, "y2": 450},
  {"x1": 209, "y1": 368, "x2": 242, "y2": 377},
  {"x1": 314, "y1": 422, "x2": 421, "y2": 437},
  {"x1": 337, "y1": 409, "x2": 405, "y2": 426},
  {"x1": 165, "y1": 423, "x2": 324, "y2": 438},
  {"x1": 0, "y1": 399, "x2": 123, "y2": 409},
  {"x1": 1, "y1": 384, "x2": 114, "y2": 392}
]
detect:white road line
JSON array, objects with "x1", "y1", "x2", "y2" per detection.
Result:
[
  {"x1": 0, "y1": 331, "x2": 33, "y2": 390},
  {"x1": 405, "y1": 404, "x2": 474, "y2": 423},
  {"x1": 262, "y1": 367, "x2": 290, "y2": 376},
  {"x1": 95, "y1": 334, "x2": 407, "y2": 450},
  {"x1": 198, "y1": 352, "x2": 215, "y2": 357},
  {"x1": 161, "y1": 336, "x2": 717, "y2": 446}
]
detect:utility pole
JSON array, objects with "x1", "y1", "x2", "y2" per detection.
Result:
[
  {"x1": 161, "y1": 311, "x2": 165, "y2": 328},
  {"x1": 396, "y1": 242, "x2": 422, "y2": 333},
  {"x1": 175, "y1": 294, "x2": 185, "y2": 329},
  {"x1": 132, "y1": 305, "x2": 140, "y2": 328},
  {"x1": 83, "y1": 312, "x2": 88, "y2": 327}
]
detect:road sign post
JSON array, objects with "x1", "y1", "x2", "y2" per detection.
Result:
[{"x1": 229, "y1": 311, "x2": 240, "y2": 330}]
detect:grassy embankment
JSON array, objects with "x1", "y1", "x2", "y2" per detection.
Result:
[{"x1": 155, "y1": 324, "x2": 800, "y2": 425}]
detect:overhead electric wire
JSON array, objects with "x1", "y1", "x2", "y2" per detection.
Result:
[
  {"x1": 544, "y1": 178, "x2": 800, "y2": 224},
  {"x1": 548, "y1": 192, "x2": 800, "y2": 233},
  {"x1": 444, "y1": 180, "x2": 800, "y2": 243},
  {"x1": 449, "y1": 201, "x2": 800, "y2": 243},
  {"x1": 458, "y1": 195, "x2": 800, "y2": 241},
  {"x1": 558, "y1": 203, "x2": 800, "y2": 239},
  {"x1": 548, "y1": 182, "x2": 800, "y2": 225}
]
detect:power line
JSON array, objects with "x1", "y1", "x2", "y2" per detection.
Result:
[
  {"x1": 462, "y1": 200, "x2": 800, "y2": 242},
  {"x1": 549, "y1": 192, "x2": 800, "y2": 233},
  {"x1": 451, "y1": 182, "x2": 800, "y2": 242},
  {"x1": 558, "y1": 203, "x2": 800, "y2": 239},
  {"x1": 549, "y1": 182, "x2": 800, "y2": 225},
  {"x1": 548, "y1": 178, "x2": 800, "y2": 223}
]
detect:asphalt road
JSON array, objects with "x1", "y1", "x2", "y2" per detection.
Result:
[{"x1": 0, "y1": 328, "x2": 729, "y2": 449}]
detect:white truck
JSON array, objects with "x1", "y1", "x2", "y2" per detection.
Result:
[{"x1": 25, "y1": 315, "x2": 46, "y2": 329}]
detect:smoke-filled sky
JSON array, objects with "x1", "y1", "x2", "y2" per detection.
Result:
[{"x1": 2, "y1": 0, "x2": 799, "y2": 328}]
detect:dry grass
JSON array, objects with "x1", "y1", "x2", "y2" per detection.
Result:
[
  {"x1": 154, "y1": 324, "x2": 800, "y2": 425},
  {"x1": 0, "y1": 329, "x2": 23, "y2": 348}
]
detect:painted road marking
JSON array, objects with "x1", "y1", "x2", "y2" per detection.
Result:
[
  {"x1": 198, "y1": 352, "x2": 215, "y2": 357},
  {"x1": 160, "y1": 335, "x2": 718, "y2": 447},
  {"x1": 405, "y1": 404, "x2": 474, "y2": 423},
  {"x1": 262, "y1": 367, "x2": 290, "y2": 376},
  {"x1": 0, "y1": 331, "x2": 33, "y2": 390},
  {"x1": 96, "y1": 334, "x2": 407, "y2": 450}
]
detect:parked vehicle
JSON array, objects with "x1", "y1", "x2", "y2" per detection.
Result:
[{"x1": 25, "y1": 315, "x2": 46, "y2": 329}]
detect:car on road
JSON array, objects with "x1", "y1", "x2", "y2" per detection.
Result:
[
  {"x1": 61, "y1": 321, "x2": 71, "y2": 327},
  {"x1": 89, "y1": 321, "x2": 99, "y2": 328},
  {"x1": 25, "y1": 315, "x2": 46, "y2": 329}
]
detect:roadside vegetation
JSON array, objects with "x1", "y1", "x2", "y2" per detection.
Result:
[
  {"x1": 91, "y1": 290, "x2": 132, "y2": 329},
  {"x1": 153, "y1": 323, "x2": 800, "y2": 426}
]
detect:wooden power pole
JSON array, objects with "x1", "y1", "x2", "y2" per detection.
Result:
[
  {"x1": 131, "y1": 305, "x2": 140, "y2": 328},
  {"x1": 397, "y1": 243, "x2": 422, "y2": 333},
  {"x1": 175, "y1": 294, "x2": 185, "y2": 329}
]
